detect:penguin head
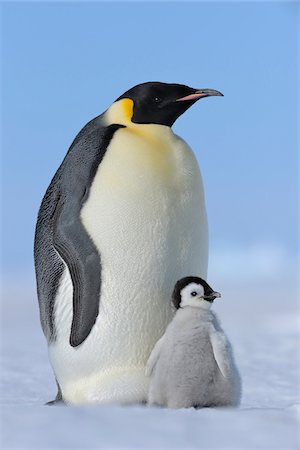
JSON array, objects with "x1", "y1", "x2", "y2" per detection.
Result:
[
  {"x1": 172, "y1": 276, "x2": 221, "y2": 310},
  {"x1": 109, "y1": 82, "x2": 223, "y2": 127}
]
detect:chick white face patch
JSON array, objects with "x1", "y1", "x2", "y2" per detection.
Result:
[{"x1": 180, "y1": 283, "x2": 204, "y2": 303}]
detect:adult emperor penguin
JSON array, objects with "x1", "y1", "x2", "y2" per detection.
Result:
[{"x1": 34, "y1": 82, "x2": 223, "y2": 405}]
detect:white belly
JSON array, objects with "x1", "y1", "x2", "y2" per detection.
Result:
[{"x1": 49, "y1": 125, "x2": 208, "y2": 404}]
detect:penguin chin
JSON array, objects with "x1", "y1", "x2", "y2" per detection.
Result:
[
  {"x1": 181, "y1": 298, "x2": 212, "y2": 310},
  {"x1": 197, "y1": 300, "x2": 212, "y2": 310}
]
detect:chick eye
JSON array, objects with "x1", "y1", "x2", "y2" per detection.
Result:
[
  {"x1": 191, "y1": 291, "x2": 197, "y2": 297},
  {"x1": 153, "y1": 96, "x2": 161, "y2": 103}
]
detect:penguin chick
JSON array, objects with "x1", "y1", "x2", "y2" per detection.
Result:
[{"x1": 146, "y1": 276, "x2": 241, "y2": 409}]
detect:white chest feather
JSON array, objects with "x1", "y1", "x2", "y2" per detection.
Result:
[
  {"x1": 83, "y1": 126, "x2": 207, "y2": 267},
  {"x1": 50, "y1": 122, "x2": 208, "y2": 404},
  {"x1": 80, "y1": 125, "x2": 208, "y2": 328}
]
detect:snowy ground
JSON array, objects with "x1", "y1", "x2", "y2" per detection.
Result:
[{"x1": 1, "y1": 276, "x2": 299, "y2": 449}]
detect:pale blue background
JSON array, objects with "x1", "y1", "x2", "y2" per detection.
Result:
[
  {"x1": 1, "y1": 6, "x2": 299, "y2": 447},
  {"x1": 1, "y1": 2, "x2": 298, "y2": 283}
]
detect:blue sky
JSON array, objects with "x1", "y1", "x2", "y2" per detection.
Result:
[{"x1": 1, "y1": 2, "x2": 298, "y2": 282}]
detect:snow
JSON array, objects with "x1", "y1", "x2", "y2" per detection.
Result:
[{"x1": 1, "y1": 276, "x2": 299, "y2": 449}]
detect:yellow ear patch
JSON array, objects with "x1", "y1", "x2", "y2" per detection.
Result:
[
  {"x1": 122, "y1": 98, "x2": 134, "y2": 120},
  {"x1": 105, "y1": 98, "x2": 134, "y2": 126}
]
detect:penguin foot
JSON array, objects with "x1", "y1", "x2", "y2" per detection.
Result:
[
  {"x1": 62, "y1": 369, "x2": 149, "y2": 405},
  {"x1": 87, "y1": 370, "x2": 149, "y2": 405}
]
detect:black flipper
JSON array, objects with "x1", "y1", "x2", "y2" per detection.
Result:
[
  {"x1": 53, "y1": 189, "x2": 102, "y2": 347},
  {"x1": 34, "y1": 114, "x2": 124, "y2": 346}
]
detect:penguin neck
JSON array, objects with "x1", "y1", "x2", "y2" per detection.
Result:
[
  {"x1": 175, "y1": 306, "x2": 213, "y2": 326},
  {"x1": 105, "y1": 99, "x2": 173, "y2": 141},
  {"x1": 180, "y1": 299, "x2": 212, "y2": 311},
  {"x1": 179, "y1": 304, "x2": 213, "y2": 316}
]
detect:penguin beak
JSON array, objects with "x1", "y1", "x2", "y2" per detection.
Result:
[
  {"x1": 203, "y1": 292, "x2": 221, "y2": 302},
  {"x1": 176, "y1": 89, "x2": 224, "y2": 102}
]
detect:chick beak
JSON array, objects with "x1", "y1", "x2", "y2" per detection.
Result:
[
  {"x1": 204, "y1": 292, "x2": 221, "y2": 302},
  {"x1": 176, "y1": 89, "x2": 224, "y2": 102}
]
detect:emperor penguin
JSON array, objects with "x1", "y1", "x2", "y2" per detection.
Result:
[
  {"x1": 146, "y1": 277, "x2": 241, "y2": 409},
  {"x1": 34, "y1": 82, "x2": 223, "y2": 405}
]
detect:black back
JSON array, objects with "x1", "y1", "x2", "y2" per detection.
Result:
[{"x1": 34, "y1": 114, "x2": 124, "y2": 346}]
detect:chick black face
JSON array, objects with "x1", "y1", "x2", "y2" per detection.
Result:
[
  {"x1": 117, "y1": 82, "x2": 223, "y2": 127},
  {"x1": 172, "y1": 276, "x2": 221, "y2": 309}
]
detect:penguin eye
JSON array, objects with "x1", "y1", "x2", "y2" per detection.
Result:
[
  {"x1": 191, "y1": 291, "x2": 197, "y2": 297},
  {"x1": 153, "y1": 96, "x2": 162, "y2": 103}
]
